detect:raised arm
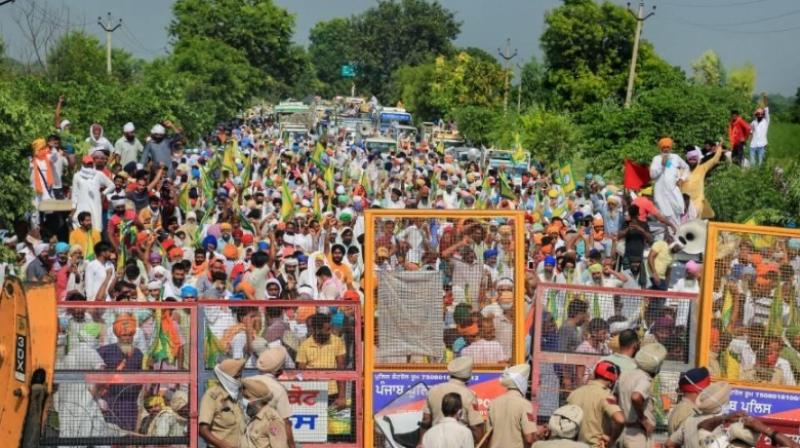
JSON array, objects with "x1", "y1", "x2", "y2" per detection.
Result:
[{"x1": 54, "y1": 95, "x2": 64, "y2": 129}]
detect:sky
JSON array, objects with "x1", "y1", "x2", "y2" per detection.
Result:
[{"x1": 1, "y1": 0, "x2": 798, "y2": 95}]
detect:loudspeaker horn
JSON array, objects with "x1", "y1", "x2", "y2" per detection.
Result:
[{"x1": 676, "y1": 219, "x2": 707, "y2": 255}]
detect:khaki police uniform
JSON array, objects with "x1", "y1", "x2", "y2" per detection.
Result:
[
  {"x1": 566, "y1": 380, "x2": 623, "y2": 447},
  {"x1": 422, "y1": 378, "x2": 484, "y2": 427},
  {"x1": 199, "y1": 385, "x2": 247, "y2": 448},
  {"x1": 240, "y1": 404, "x2": 288, "y2": 448},
  {"x1": 667, "y1": 399, "x2": 699, "y2": 435},
  {"x1": 488, "y1": 389, "x2": 538, "y2": 448},
  {"x1": 669, "y1": 413, "x2": 722, "y2": 448},
  {"x1": 617, "y1": 368, "x2": 655, "y2": 448}
]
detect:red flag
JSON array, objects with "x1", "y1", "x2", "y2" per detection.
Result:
[{"x1": 624, "y1": 159, "x2": 651, "y2": 190}]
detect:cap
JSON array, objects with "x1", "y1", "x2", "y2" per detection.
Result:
[
  {"x1": 593, "y1": 360, "x2": 621, "y2": 384},
  {"x1": 217, "y1": 358, "x2": 246, "y2": 377},
  {"x1": 696, "y1": 381, "x2": 731, "y2": 414},
  {"x1": 447, "y1": 356, "x2": 474, "y2": 380},
  {"x1": 241, "y1": 377, "x2": 273, "y2": 400},
  {"x1": 548, "y1": 404, "x2": 584, "y2": 439},
  {"x1": 256, "y1": 347, "x2": 287, "y2": 374},
  {"x1": 635, "y1": 342, "x2": 667, "y2": 374}
]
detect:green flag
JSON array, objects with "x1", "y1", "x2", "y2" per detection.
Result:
[
  {"x1": 312, "y1": 142, "x2": 325, "y2": 170},
  {"x1": 204, "y1": 324, "x2": 226, "y2": 368},
  {"x1": 281, "y1": 181, "x2": 295, "y2": 221},
  {"x1": 222, "y1": 140, "x2": 238, "y2": 175},
  {"x1": 559, "y1": 164, "x2": 575, "y2": 193},
  {"x1": 498, "y1": 172, "x2": 515, "y2": 199}
]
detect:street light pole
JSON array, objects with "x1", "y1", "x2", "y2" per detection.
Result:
[
  {"x1": 624, "y1": 2, "x2": 655, "y2": 108},
  {"x1": 497, "y1": 38, "x2": 518, "y2": 114},
  {"x1": 97, "y1": 12, "x2": 122, "y2": 76}
]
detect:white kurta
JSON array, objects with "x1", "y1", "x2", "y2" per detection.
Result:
[
  {"x1": 71, "y1": 168, "x2": 114, "y2": 230},
  {"x1": 649, "y1": 153, "x2": 689, "y2": 228}
]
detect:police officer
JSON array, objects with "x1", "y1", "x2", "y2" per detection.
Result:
[
  {"x1": 567, "y1": 360, "x2": 625, "y2": 447},
  {"x1": 199, "y1": 358, "x2": 247, "y2": 448},
  {"x1": 668, "y1": 367, "x2": 710, "y2": 435},
  {"x1": 617, "y1": 342, "x2": 667, "y2": 448},
  {"x1": 419, "y1": 356, "x2": 485, "y2": 444},
  {"x1": 667, "y1": 382, "x2": 744, "y2": 448},
  {"x1": 487, "y1": 363, "x2": 541, "y2": 448},
  {"x1": 533, "y1": 405, "x2": 590, "y2": 448},
  {"x1": 240, "y1": 378, "x2": 289, "y2": 448},
  {"x1": 252, "y1": 347, "x2": 295, "y2": 447}
]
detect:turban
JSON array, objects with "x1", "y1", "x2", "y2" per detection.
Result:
[
  {"x1": 544, "y1": 255, "x2": 557, "y2": 267},
  {"x1": 483, "y1": 248, "x2": 498, "y2": 259},
  {"x1": 447, "y1": 356, "x2": 473, "y2": 380},
  {"x1": 500, "y1": 363, "x2": 530, "y2": 394},
  {"x1": 658, "y1": 137, "x2": 674, "y2": 149},
  {"x1": 588, "y1": 263, "x2": 603, "y2": 274},
  {"x1": 256, "y1": 347, "x2": 287, "y2": 374},
  {"x1": 459, "y1": 323, "x2": 479, "y2": 336},
  {"x1": 635, "y1": 342, "x2": 667, "y2": 374},
  {"x1": 696, "y1": 381, "x2": 731, "y2": 415},
  {"x1": 679, "y1": 367, "x2": 711, "y2": 394},
  {"x1": 241, "y1": 378, "x2": 273, "y2": 401},
  {"x1": 549, "y1": 405, "x2": 583, "y2": 440},
  {"x1": 113, "y1": 313, "x2": 137, "y2": 338},
  {"x1": 222, "y1": 244, "x2": 238, "y2": 259},
  {"x1": 686, "y1": 148, "x2": 702, "y2": 160}
]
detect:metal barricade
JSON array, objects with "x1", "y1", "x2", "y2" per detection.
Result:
[
  {"x1": 362, "y1": 210, "x2": 527, "y2": 447},
  {"x1": 44, "y1": 301, "x2": 198, "y2": 447},
  {"x1": 529, "y1": 283, "x2": 698, "y2": 432},
  {"x1": 44, "y1": 299, "x2": 363, "y2": 448},
  {"x1": 197, "y1": 299, "x2": 363, "y2": 448}
]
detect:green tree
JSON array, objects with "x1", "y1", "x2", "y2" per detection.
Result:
[
  {"x1": 309, "y1": 18, "x2": 356, "y2": 96},
  {"x1": 349, "y1": 0, "x2": 460, "y2": 99},
  {"x1": 430, "y1": 52, "x2": 506, "y2": 118},
  {"x1": 453, "y1": 106, "x2": 502, "y2": 146},
  {"x1": 46, "y1": 31, "x2": 107, "y2": 84},
  {"x1": 389, "y1": 63, "x2": 441, "y2": 122},
  {"x1": 169, "y1": 0, "x2": 302, "y2": 93},
  {"x1": 705, "y1": 163, "x2": 798, "y2": 224},
  {"x1": 540, "y1": 0, "x2": 671, "y2": 108},
  {"x1": 518, "y1": 56, "x2": 548, "y2": 108},
  {"x1": 728, "y1": 63, "x2": 757, "y2": 98},
  {"x1": 0, "y1": 81, "x2": 49, "y2": 226},
  {"x1": 691, "y1": 49, "x2": 725, "y2": 87}
]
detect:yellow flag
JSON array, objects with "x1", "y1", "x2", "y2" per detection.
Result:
[{"x1": 436, "y1": 141, "x2": 444, "y2": 154}]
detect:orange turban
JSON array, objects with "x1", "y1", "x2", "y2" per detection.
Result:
[
  {"x1": 236, "y1": 280, "x2": 255, "y2": 296},
  {"x1": 658, "y1": 137, "x2": 674, "y2": 150},
  {"x1": 31, "y1": 138, "x2": 47, "y2": 156},
  {"x1": 113, "y1": 313, "x2": 137, "y2": 337},
  {"x1": 459, "y1": 323, "x2": 479, "y2": 336},
  {"x1": 222, "y1": 244, "x2": 238, "y2": 259}
]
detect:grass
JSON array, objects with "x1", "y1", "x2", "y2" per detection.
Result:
[{"x1": 767, "y1": 121, "x2": 800, "y2": 163}]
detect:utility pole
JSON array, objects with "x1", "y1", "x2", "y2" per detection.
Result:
[
  {"x1": 624, "y1": 2, "x2": 655, "y2": 108},
  {"x1": 497, "y1": 38, "x2": 518, "y2": 113},
  {"x1": 516, "y1": 63, "x2": 524, "y2": 113},
  {"x1": 97, "y1": 12, "x2": 122, "y2": 76}
]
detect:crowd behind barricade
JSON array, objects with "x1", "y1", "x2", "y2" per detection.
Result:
[{"x1": 2, "y1": 93, "x2": 799, "y2": 448}]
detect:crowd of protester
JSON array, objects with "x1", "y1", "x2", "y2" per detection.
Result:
[{"x1": 3, "y1": 93, "x2": 799, "y2": 448}]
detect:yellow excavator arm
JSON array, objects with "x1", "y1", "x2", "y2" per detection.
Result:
[{"x1": 0, "y1": 278, "x2": 57, "y2": 447}]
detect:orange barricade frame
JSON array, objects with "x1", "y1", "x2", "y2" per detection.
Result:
[
  {"x1": 363, "y1": 209, "x2": 526, "y2": 447},
  {"x1": 699, "y1": 222, "x2": 800, "y2": 436}
]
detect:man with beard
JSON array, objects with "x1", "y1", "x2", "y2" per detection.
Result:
[
  {"x1": 26, "y1": 242, "x2": 52, "y2": 282},
  {"x1": 127, "y1": 168, "x2": 165, "y2": 212},
  {"x1": 681, "y1": 143, "x2": 722, "y2": 219},
  {"x1": 140, "y1": 121, "x2": 182, "y2": 176},
  {"x1": 71, "y1": 155, "x2": 114, "y2": 231},
  {"x1": 749, "y1": 95, "x2": 770, "y2": 166},
  {"x1": 326, "y1": 243, "x2": 354, "y2": 289},
  {"x1": 162, "y1": 262, "x2": 187, "y2": 300},
  {"x1": 197, "y1": 258, "x2": 226, "y2": 298},
  {"x1": 650, "y1": 137, "x2": 689, "y2": 232},
  {"x1": 296, "y1": 313, "x2": 347, "y2": 409},
  {"x1": 97, "y1": 313, "x2": 144, "y2": 431},
  {"x1": 113, "y1": 122, "x2": 143, "y2": 167}
]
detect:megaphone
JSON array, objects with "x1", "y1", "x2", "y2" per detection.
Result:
[{"x1": 676, "y1": 219, "x2": 707, "y2": 255}]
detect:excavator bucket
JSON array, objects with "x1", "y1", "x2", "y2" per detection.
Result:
[{"x1": 0, "y1": 278, "x2": 57, "y2": 447}]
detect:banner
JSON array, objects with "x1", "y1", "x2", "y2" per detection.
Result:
[
  {"x1": 283, "y1": 381, "x2": 329, "y2": 442},
  {"x1": 729, "y1": 387, "x2": 800, "y2": 419},
  {"x1": 372, "y1": 371, "x2": 504, "y2": 417},
  {"x1": 377, "y1": 271, "x2": 444, "y2": 359}
]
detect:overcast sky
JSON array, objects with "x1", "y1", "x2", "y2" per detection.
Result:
[{"x1": 1, "y1": 0, "x2": 798, "y2": 95}]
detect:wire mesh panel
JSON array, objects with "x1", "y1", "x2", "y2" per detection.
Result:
[
  {"x1": 368, "y1": 211, "x2": 525, "y2": 368},
  {"x1": 41, "y1": 380, "x2": 191, "y2": 446},
  {"x1": 363, "y1": 210, "x2": 526, "y2": 448},
  {"x1": 47, "y1": 301, "x2": 197, "y2": 447},
  {"x1": 197, "y1": 300, "x2": 363, "y2": 448},
  {"x1": 701, "y1": 223, "x2": 800, "y2": 390},
  {"x1": 530, "y1": 283, "x2": 697, "y2": 430}
]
